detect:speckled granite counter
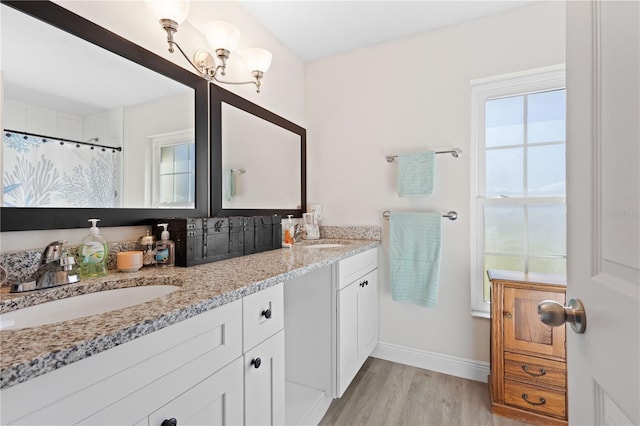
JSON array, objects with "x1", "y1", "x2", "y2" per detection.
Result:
[{"x1": 0, "y1": 239, "x2": 379, "y2": 390}]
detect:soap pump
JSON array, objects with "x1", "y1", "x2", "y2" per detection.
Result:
[
  {"x1": 155, "y1": 223, "x2": 175, "y2": 267},
  {"x1": 283, "y1": 215, "x2": 294, "y2": 246},
  {"x1": 138, "y1": 230, "x2": 157, "y2": 266},
  {"x1": 79, "y1": 218, "x2": 108, "y2": 278}
]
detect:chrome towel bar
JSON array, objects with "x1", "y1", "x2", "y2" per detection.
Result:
[
  {"x1": 385, "y1": 148, "x2": 461, "y2": 163},
  {"x1": 383, "y1": 210, "x2": 458, "y2": 221}
]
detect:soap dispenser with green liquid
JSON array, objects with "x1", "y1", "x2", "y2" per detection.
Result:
[{"x1": 79, "y1": 218, "x2": 109, "y2": 278}]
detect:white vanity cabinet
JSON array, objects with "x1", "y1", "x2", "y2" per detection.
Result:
[
  {"x1": 1, "y1": 298, "x2": 244, "y2": 426},
  {"x1": 282, "y1": 246, "x2": 379, "y2": 425},
  {"x1": 0, "y1": 283, "x2": 286, "y2": 426},
  {"x1": 336, "y1": 248, "x2": 379, "y2": 397}
]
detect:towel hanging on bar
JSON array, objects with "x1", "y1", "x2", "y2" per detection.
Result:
[
  {"x1": 389, "y1": 211, "x2": 443, "y2": 307},
  {"x1": 397, "y1": 151, "x2": 435, "y2": 197}
]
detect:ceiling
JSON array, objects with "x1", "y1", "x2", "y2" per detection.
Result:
[{"x1": 239, "y1": 1, "x2": 537, "y2": 61}]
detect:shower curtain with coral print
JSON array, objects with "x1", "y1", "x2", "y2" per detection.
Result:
[{"x1": 2, "y1": 131, "x2": 121, "y2": 207}]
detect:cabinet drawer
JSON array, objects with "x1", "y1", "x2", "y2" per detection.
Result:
[
  {"x1": 338, "y1": 248, "x2": 378, "y2": 289},
  {"x1": 505, "y1": 352, "x2": 566, "y2": 389},
  {"x1": 504, "y1": 379, "x2": 566, "y2": 419},
  {"x1": 243, "y1": 283, "x2": 284, "y2": 350}
]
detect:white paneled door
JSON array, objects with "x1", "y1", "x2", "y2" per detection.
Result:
[{"x1": 566, "y1": 1, "x2": 639, "y2": 425}]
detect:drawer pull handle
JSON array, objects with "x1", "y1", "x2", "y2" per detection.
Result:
[
  {"x1": 261, "y1": 309, "x2": 272, "y2": 319},
  {"x1": 522, "y1": 365, "x2": 546, "y2": 377},
  {"x1": 504, "y1": 312, "x2": 512, "y2": 319},
  {"x1": 161, "y1": 419, "x2": 177, "y2": 426},
  {"x1": 521, "y1": 393, "x2": 546, "y2": 406},
  {"x1": 251, "y1": 357, "x2": 262, "y2": 369},
  {"x1": 360, "y1": 280, "x2": 369, "y2": 287}
]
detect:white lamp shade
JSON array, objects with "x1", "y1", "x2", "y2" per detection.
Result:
[
  {"x1": 240, "y1": 48, "x2": 273, "y2": 73},
  {"x1": 145, "y1": 0, "x2": 190, "y2": 25},
  {"x1": 203, "y1": 21, "x2": 241, "y2": 52}
]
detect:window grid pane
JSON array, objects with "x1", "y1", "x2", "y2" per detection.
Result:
[{"x1": 482, "y1": 88, "x2": 566, "y2": 302}]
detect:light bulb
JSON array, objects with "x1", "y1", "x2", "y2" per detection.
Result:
[
  {"x1": 203, "y1": 20, "x2": 240, "y2": 52},
  {"x1": 240, "y1": 48, "x2": 272, "y2": 73},
  {"x1": 145, "y1": 0, "x2": 190, "y2": 25}
]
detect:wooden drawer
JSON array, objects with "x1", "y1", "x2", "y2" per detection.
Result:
[
  {"x1": 505, "y1": 352, "x2": 566, "y2": 389},
  {"x1": 243, "y1": 282, "x2": 284, "y2": 350},
  {"x1": 504, "y1": 379, "x2": 566, "y2": 419}
]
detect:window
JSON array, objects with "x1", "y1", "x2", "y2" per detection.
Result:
[
  {"x1": 150, "y1": 130, "x2": 195, "y2": 208},
  {"x1": 470, "y1": 67, "x2": 566, "y2": 316}
]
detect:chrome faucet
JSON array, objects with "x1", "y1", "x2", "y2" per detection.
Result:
[
  {"x1": 11, "y1": 240, "x2": 80, "y2": 293},
  {"x1": 293, "y1": 224, "x2": 305, "y2": 242}
]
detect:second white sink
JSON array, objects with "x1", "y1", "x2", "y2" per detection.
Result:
[{"x1": 0, "y1": 285, "x2": 179, "y2": 331}]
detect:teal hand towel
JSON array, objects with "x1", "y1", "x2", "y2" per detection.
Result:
[
  {"x1": 390, "y1": 212, "x2": 442, "y2": 307},
  {"x1": 397, "y1": 151, "x2": 435, "y2": 197},
  {"x1": 225, "y1": 169, "x2": 236, "y2": 201}
]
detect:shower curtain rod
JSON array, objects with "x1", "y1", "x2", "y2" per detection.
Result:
[{"x1": 4, "y1": 129, "x2": 123, "y2": 152}]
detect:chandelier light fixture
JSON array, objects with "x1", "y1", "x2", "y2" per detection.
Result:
[{"x1": 145, "y1": 0, "x2": 272, "y2": 93}]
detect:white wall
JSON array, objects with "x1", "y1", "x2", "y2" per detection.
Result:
[
  {"x1": 1, "y1": 0, "x2": 305, "y2": 252},
  {"x1": 305, "y1": 2, "x2": 565, "y2": 364}
]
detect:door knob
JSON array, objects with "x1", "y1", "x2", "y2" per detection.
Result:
[{"x1": 538, "y1": 298, "x2": 586, "y2": 334}]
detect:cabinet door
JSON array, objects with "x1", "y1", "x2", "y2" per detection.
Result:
[
  {"x1": 244, "y1": 330, "x2": 285, "y2": 426},
  {"x1": 503, "y1": 287, "x2": 566, "y2": 359},
  {"x1": 148, "y1": 358, "x2": 244, "y2": 426},
  {"x1": 357, "y1": 269, "x2": 378, "y2": 364},
  {"x1": 337, "y1": 281, "x2": 359, "y2": 397}
]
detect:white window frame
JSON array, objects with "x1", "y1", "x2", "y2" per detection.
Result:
[
  {"x1": 470, "y1": 65, "x2": 566, "y2": 317},
  {"x1": 148, "y1": 129, "x2": 195, "y2": 208}
]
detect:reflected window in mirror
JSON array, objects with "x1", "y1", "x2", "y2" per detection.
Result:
[{"x1": 152, "y1": 130, "x2": 196, "y2": 208}]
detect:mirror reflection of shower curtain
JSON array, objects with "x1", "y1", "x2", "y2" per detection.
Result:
[{"x1": 2, "y1": 132, "x2": 121, "y2": 207}]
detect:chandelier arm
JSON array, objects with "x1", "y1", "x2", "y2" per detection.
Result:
[
  {"x1": 168, "y1": 40, "x2": 211, "y2": 79},
  {"x1": 211, "y1": 74, "x2": 260, "y2": 91}
]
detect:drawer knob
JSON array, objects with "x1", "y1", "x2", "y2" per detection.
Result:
[
  {"x1": 360, "y1": 280, "x2": 368, "y2": 287},
  {"x1": 261, "y1": 309, "x2": 272, "y2": 319},
  {"x1": 161, "y1": 419, "x2": 177, "y2": 426},
  {"x1": 522, "y1": 365, "x2": 546, "y2": 377},
  {"x1": 251, "y1": 357, "x2": 262, "y2": 369},
  {"x1": 504, "y1": 312, "x2": 512, "y2": 319},
  {"x1": 522, "y1": 393, "x2": 546, "y2": 406}
]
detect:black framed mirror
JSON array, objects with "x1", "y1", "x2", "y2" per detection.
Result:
[
  {"x1": 210, "y1": 84, "x2": 306, "y2": 218},
  {"x1": 0, "y1": 0, "x2": 208, "y2": 231}
]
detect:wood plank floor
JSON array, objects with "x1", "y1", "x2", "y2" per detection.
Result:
[{"x1": 320, "y1": 357, "x2": 529, "y2": 426}]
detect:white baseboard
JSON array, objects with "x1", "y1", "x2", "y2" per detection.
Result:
[{"x1": 371, "y1": 341, "x2": 490, "y2": 383}]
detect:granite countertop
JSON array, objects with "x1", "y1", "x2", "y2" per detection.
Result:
[{"x1": 0, "y1": 239, "x2": 379, "y2": 390}]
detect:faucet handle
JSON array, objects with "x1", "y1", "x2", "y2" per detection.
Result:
[{"x1": 41, "y1": 240, "x2": 68, "y2": 264}]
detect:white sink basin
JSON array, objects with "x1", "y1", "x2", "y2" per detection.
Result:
[
  {"x1": 302, "y1": 243, "x2": 345, "y2": 248},
  {"x1": 0, "y1": 285, "x2": 179, "y2": 331}
]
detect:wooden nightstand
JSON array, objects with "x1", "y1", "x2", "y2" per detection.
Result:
[{"x1": 488, "y1": 270, "x2": 568, "y2": 426}]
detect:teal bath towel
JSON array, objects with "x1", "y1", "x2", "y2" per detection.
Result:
[
  {"x1": 390, "y1": 212, "x2": 442, "y2": 307},
  {"x1": 397, "y1": 151, "x2": 435, "y2": 197}
]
